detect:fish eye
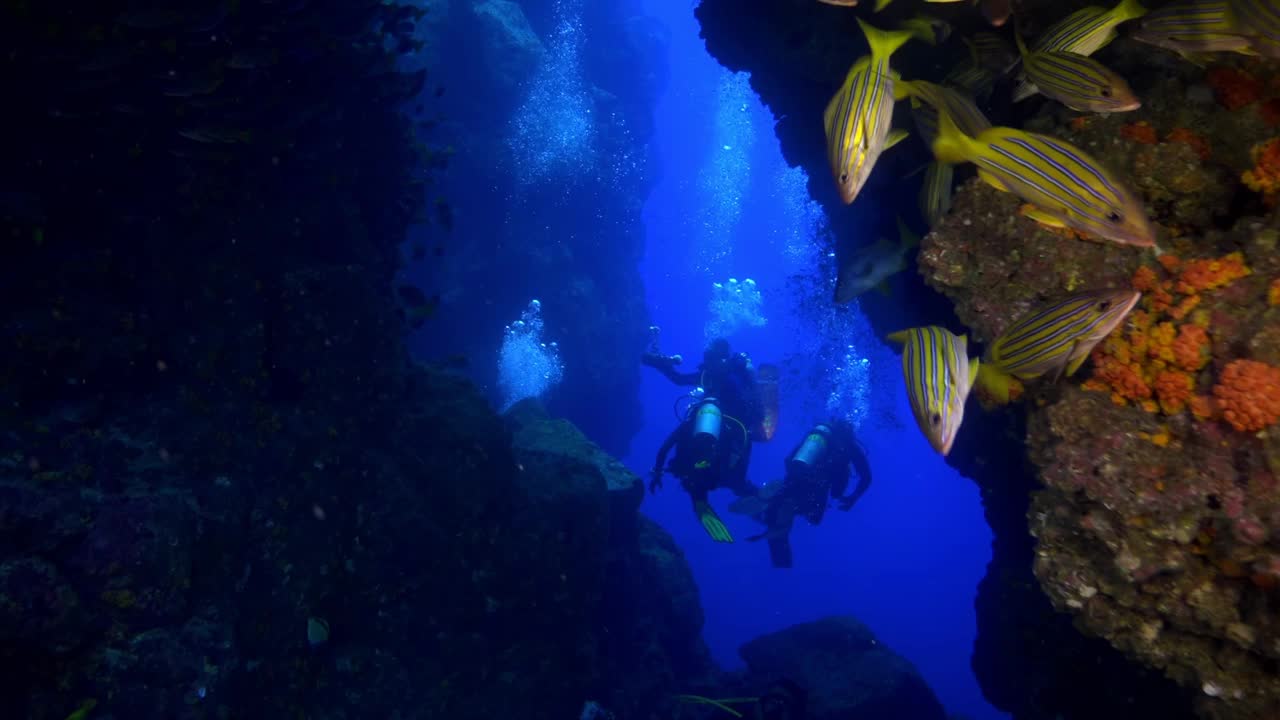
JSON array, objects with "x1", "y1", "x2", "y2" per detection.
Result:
[
  {"x1": 1100, "y1": 86, "x2": 1112, "y2": 98},
  {"x1": 840, "y1": 173, "x2": 849, "y2": 183},
  {"x1": 930, "y1": 412, "x2": 942, "y2": 426},
  {"x1": 1098, "y1": 300, "x2": 1112, "y2": 311},
  {"x1": 1107, "y1": 211, "x2": 1122, "y2": 223}
]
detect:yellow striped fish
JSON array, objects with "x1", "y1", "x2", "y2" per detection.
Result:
[
  {"x1": 824, "y1": 19, "x2": 914, "y2": 204},
  {"x1": 1132, "y1": 1, "x2": 1255, "y2": 59},
  {"x1": 1013, "y1": 0, "x2": 1148, "y2": 101},
  {"x1": 1014, "y1": 33, "x2": 1140, "y2": 113},
  {"x1": 888, "y1": 326, "x2": 978, "y2": 456},
  {"x1": 1036, "y1": 0, "x2": 1148, "y2": 54},
  {"x1": 944, "y1": 55, "x2": 997, "y2": 101},
  {"x1": 931, "y1": 110, "x2": 1156, "y2": 247},
  {"x1": 1229, "y1": 0, "x2": 1280, "y2": 58},
  {"x1": 919, "y1": 160, "x2": 955, "y2": 227},
  {"x1": 898, "y1": 79, "x2": 992, "y2": 145},
  {"x1": 976, "y1": 289, "x2": 1142, "y2": 403}
]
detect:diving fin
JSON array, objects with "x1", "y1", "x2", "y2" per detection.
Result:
[{"x1": 695, "y1": 501, "x2": 734, "y2": 543}]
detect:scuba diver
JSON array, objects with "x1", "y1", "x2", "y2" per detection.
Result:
[
  {"x1": 642, "y1": 327, "x2": 767, "y2": 544},
  {"x1": 730, "y1": 418, "x2": 871, "y2": 568}
]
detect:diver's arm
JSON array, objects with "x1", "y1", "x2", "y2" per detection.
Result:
[
  {"x1": 649, "y1": 423, "x2": 682, "y2": 494},
  {"x1": 641, "y1": 352, "x2": 701, "y2": 386},
  {"x1": 836, "y1": 443, "x2": 873, "y2": 510}
]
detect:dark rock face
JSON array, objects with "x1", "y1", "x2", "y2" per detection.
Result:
[
  {"x1": 0, "y1": 0, "x2": 704, "y2": 717},
  {"x1": 409, "y1": 0, "x2": 668, "y2": 458},
  {"x1": 737, "y1": 616, "x2": 948, "y2": 720},
  {"x1": 691, "y1": 1, "x2": 1200, "y2": 719}
]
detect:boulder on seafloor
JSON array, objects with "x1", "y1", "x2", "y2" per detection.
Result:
[{"x1": 736, "y1": 616, "x2": 948, "y2": 720}]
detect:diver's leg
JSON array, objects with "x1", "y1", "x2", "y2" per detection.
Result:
[
  {"x1": 686, "y1": 471, "x2": 734, "y2": 544},
  {"x1": 765, "y1": 501, "x2": 795, "y2": 568}
]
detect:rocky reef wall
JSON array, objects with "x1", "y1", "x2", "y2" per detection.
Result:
[
  {"x1": 407, "y1": 0, "x2": 670, "y2": 459},
  {"x1": 690, "y1": 1, "x2": 1220, "y2": 718},
  {"x1": 0, "y1": 1, "x2": 705, "y2": 717}
]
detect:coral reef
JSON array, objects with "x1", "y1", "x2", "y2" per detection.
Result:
[{"x1": 916, "y1": 38, "x2": 1280, "y2": 720}]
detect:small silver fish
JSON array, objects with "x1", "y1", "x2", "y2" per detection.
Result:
[{"x1": 835, "y1": 218, "x2": 918, "y2": 302}]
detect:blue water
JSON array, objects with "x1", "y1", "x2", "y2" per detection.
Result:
[{"x1": 625, "y1": 3, "x2": 1003, "y2": 719}]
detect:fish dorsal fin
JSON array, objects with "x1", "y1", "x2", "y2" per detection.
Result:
[{"x1": 887, "y1": 329, "x2": 910, "y2": 346}]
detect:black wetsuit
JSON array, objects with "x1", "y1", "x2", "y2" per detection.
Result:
[
  {"x1": 645, "y1": 352, "x2": 760, "y2": 503},
  {"x1": 756, "y1": 422, "x2": 871, "y2": 568}
]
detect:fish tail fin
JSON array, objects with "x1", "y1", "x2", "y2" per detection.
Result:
[
  {"x1": 896, "y1": 216, "x2": 920, "y2": 250},
  {"x1": 1114, "y1": 0, "x2": 1148, "y2": 23},
  {"x1": 857, "y1": 18, "x2": 914, "y2": 61},
  {"x1": 873, "y1": 0, "x2": 892, "y2": 12},
  {"x1": 975, "y1": 362, "x2": 1018, "y2": 405},
  {"x1": 893, "y1": 78, "x2": 915, "y2": 102},
  {"x1": 931, "y1": 109, "x2": 975, "y2": 165}
]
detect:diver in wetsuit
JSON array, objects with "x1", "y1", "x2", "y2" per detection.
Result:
[
  {"x1": 734, "y1": 419, "x2": 871, "y2": 568},
  {"x1": 643, "y1": 331, "x2": 761, "y2": 543}
]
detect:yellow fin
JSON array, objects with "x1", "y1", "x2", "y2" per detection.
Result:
[
  {"x1": 930, "y1": 109, "x2": 976, "y2": 165},
  {"x1": 1113, "y1": 0, "x2": 1148, "y2": 24},
  {"x1": 893, "y1": 79, "x2": 915, "y2": 102},
  {"x1": 857, "y1": 18, "x2": 914, "y2": 60},
  {"x1": 969, "y1": 355, "x2": 980, "y2": 389},
  {"x1": 887, "y1": 329, "x2": 911, "y2": 345},
  {"x1": 1021, "y1": 205, "x2": 1067, "y2": 228},
  {"x1": 885, "y1": 128, "x2": 910, "y2": 150},
  {"x1": 978, "y1": 169, "x2": 1008, "y2": 192},
  {"x1": 1064, "y1": 341, "x2": 1090, "y2": 377},
  {"x1": 975, "y1": 362, "x2": 1017, "y2": 405}
]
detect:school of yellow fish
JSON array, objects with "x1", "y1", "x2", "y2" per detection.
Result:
[{"x1": 819, "y1": 0, "x2": 1280, "y2": 455}]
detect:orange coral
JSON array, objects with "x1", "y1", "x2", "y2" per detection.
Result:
[
  {"x1": 1190, "y1": 395, "x2": 1215, "y2": 420},
  {"x1": 1120, "y1": 121, "x2": 1158, "y2": 144},
  {"x1": 1172, "y1": 324, "x2": 1210, "y2": 371},
  {"x1": 1213, "y1": 359, "x2": 1280, "y2": 432},
  {"x1": 1174, "y1": 252, "x2": 1251, "y2": 294},
  {"x1": 1088, "y1": 253, "x2": 1252, "y2": 419},
  {"x1": 1165, "y1": 128, "x2": 1211, "y2": 160},
  {"x1": 1269, "y1": 278, "x2": 1280, "y2": 306},
  {"x1": 1243, "y1": 138, "x2": 1280, "y2": 205},
  {"x1": 1154, "y1": 370, "x2": 1193, "y2": 414},
  {"x1": 1207, "y1": 66, "x2": 1262, "y2": 110}
]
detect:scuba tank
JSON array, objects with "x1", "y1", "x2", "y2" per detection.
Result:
[
  {"x1": 693, "y1": 397, "x2": 723, "y2": 442},
  {"x1": 787, "y1": 424, "x2": 831, "y2": 475}
]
